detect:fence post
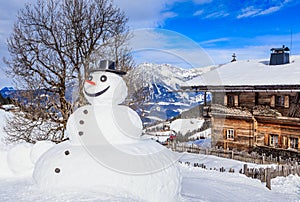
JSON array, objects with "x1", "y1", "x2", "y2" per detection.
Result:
[
  {"x1": 260, "y1": 168, "x2": 265, "y2": 182},
  {"x1": 284, "y1": 165, "x2": 288, "y2": 177},
  {"x1": 262, "y1": 153, "x2": 265, "y2": 164},
  {"x1": 231, "y1": 150, "x2": 234, "y2": 159},
  {"x1": 266, "y1": 168, "x2": 271, "y2": 190},
  {"x1": 244, "y1": 164, "x2": 248, "y2": 176}
]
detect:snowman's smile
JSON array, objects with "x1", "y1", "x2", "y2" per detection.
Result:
[{"x1": 84, "y1": 86, "x2": 110, "y2": 97}]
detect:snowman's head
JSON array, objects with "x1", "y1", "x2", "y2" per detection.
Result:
[{"x1": 84, "y1": 71, "x2": 128, "y2": 105}]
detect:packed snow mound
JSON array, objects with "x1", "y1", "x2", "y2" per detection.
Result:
[
  {"x1": 33, "y1": 141, "x2": 181, "y2": 201},
  {"x1": 0, "y1": 110, "x2": 11, "y2": 147},
  {"x1": 30, "y1": 141, "x2": 55, "y2": 164},
  {"x1": 0, "y1": 149, "x2": 13, "y2": 177},
  {"x1": 7, "y1": 143, "x2": 34, "y2": 175},
  {"x1": 0, "y1": 141, "x2": 54, "y2": 178},
  {"x1": 0, "y1": 111, "x2": 54, "y2": 177}
]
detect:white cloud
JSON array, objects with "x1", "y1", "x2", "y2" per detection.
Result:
[
  {"x1": 114, "y1": 0, "x2": 180, "y2": 28},
  {"x1": 200, "y1": 38, "x2": 230, "y2": 45},
  {"x1": 193, "y1": 10, "x2": 204, "y2": 16},
  {"x1": 204, "y1": 11, "x2": 229, "y2": 19},
  {"x1": 162, "y1": 11, "x2": 178, "y2": 19},
  {"x1": 257, "y1": 6, "x2": 281, "y2": 15},
  {"x1": 129, "y1": 29, "x2": 214, "y2": 68},
  {"x1": 193, "y1": 0, "x2": 213, "y2": 5},
  {"x1": 237, "y1": 6, "x2": 261, "y2": 19},
  {"x1": 237, "y1": 0, "x2": 296, "y2": 19}
]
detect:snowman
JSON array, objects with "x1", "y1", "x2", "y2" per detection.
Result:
[
  {"x1": 33, "y1": 60, "x2": 181, "y2": 201},
  {"x1": 67, "y1": 60, "x2": 143, "y2": 146}
]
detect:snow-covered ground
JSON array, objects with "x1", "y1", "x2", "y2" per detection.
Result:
[
  {"x1": 179, "y1": 153, "x2": 300, "y2": 201},
  {"x1": 171, "y1": 118, "x2": 204, "y2": 136},
  {"x1": 0, "y1": 109, "x2": 299, "y2": 201},
  {"x1": 188, "y1": 128, "x2": 211, "y2": 140},
  {"x1": 0, "y1": 150, "x2": 299, "y2": 201}
]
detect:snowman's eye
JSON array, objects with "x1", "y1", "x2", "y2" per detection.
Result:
[
  {"x1": 88, "y1": 75, "x2": 93, "y2": 81},
  {"x1": 100, "y1": 75, "x2": 107, "y2": 82}
]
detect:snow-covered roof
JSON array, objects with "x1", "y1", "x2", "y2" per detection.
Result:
[{"x1": 186, "y1": 55, "x2": 300, "y2": 87}]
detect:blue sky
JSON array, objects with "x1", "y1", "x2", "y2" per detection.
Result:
[{"x1": 1, "y1": 0, "x2": 300, "y2": 87}]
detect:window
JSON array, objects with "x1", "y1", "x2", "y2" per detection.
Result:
[
  {"x1": 290, "y1": 137, "x2": 298, "y2": 149},
  {"x1": 225, "y1": 95, "x2": 238, "y2": 107},
  {"x1": 269, "y1": 134, "x2": 279, "y2": 147},
  {"x1": 227, "y1": 95, "x2": 234, "y2": 107},
  {"x1": 275, "y1": 95, "x2": 285, "y2": 107},
  {"x1": 226, "y1": 129, "x2": 234, "y2": 140}
]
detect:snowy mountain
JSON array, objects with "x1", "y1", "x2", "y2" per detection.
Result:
[{"x1": 124, "y1": 63, "x2": 213, "y2": 125}]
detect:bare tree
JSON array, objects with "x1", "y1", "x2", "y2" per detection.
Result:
[{"x1": 4, "y1": 0, "x2": 131, "y2": 143}]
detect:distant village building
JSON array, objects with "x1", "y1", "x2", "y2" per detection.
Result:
[{"x1": 182, "y1": 47, "x2": 300, "y2": 156}]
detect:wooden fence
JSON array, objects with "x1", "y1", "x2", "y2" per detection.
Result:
[
  {"x1": 168, "y1": 143, "x2": 299, "y2": 165},
  {"x1": 180, "y1": 159, "x2": 300, "y2": 190},
  {"x1": 172, "y1": 143, "x2": 300, "y2": 190}
]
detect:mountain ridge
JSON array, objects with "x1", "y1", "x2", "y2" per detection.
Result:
[{"x1": 124, "y1": 63, "x2": 212, "y2": 125}]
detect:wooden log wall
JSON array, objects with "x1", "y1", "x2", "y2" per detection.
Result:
[
  {"x1": 212, "y1": 117, "x2": 254, "y2": 151},
  {"x1": 212, "y1": 92, "x2": 297, "y2": 117},
  {"x1": 238, "y1": 92, "x2": 255, "y2": 108},
  {"x1": 256, "y1": 120, "x2": 300, "y2": 150}
]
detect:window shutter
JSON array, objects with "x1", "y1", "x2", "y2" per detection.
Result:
[
  {"x1": 282, "y1": 136, "x2": 287, "y2": 147},
  {"x1": 284, "y1": 95, "x2": 289, "y2": 108},
  {"x1": 224, "y1": 95, "x2": 227, "y2": 106},
  {"x1": 264, "y1": 134, "x2": 269, "y2": 145},
  {"x1": 234, "y1": 95, "x2": 239, "y2": 107},
  {"x1": 270, "y1": 95, "x2": 275, "y2": 108}
]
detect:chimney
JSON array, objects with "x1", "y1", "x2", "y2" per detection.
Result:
[{"x1": 269, "y1": 45, "x2": 290, "y2": 65}]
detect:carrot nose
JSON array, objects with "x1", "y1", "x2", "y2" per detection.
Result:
[{"x1": 86, "y1": 80, "x2": 96, "y2": 86}]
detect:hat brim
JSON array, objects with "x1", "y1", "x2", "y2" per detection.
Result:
[{"x1": 88, "y1": 69, "x2": 127, "y2": 75}]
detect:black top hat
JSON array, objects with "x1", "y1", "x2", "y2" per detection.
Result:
[{"x1": 89, "y1": 60, "x2": 126, "y2": 75}]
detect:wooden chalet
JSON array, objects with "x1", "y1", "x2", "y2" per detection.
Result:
[{"x1": 181, "y1": 47, "x2": 300, "y2": 155}]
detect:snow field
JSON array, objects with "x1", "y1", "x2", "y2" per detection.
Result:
[
  {"x1": 0, "y1": 150, "x2": 299, "y2": 201},
  {"x1": 170, "y1": 118, "x2": 204, "y2": 136},
  {"x1": 178, "y1": 152, "x2": 300, "y2": 201}
]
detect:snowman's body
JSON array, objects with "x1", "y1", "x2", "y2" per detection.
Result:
[
  {"x1": 67, "y1": 105, "x2": 142, "y2": 145},
  {"x1": 33, "y1": 67, "x2": 181, "y2": 201}
]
